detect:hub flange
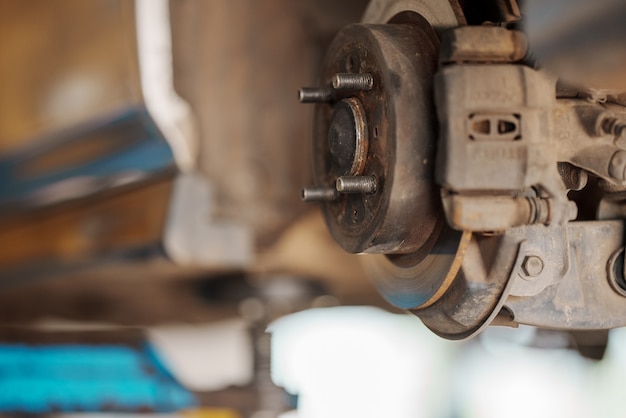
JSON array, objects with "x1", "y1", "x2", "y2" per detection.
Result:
[{"x1": 312, "y1": 19, "x2": 442, "y2": 256}]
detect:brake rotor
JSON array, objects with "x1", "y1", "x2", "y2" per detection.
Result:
[{"x1": 301, "y1": 1, "x2": 516, "y2": 339}]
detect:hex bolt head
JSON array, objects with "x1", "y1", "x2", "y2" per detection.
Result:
[{"x1": 521, "y1": 255, "x2": 544, "y2": 278}]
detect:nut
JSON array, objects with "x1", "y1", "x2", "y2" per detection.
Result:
[{"x1": 521, "y1": 255, "x2": 544, "y2": 278}]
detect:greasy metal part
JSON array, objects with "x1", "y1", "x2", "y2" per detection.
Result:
[
  {"x1": 431, "y1": 24, "x2": 626, "y2": 337},
  {"x1": 305, "y1": 0, "x2": 626, "y2": 340},
  {"x1": 304, "y1": 2, "x2": 545, "y2": 339},
  {"x1": 395, "y1": 18, "x2": 626, "y2": 336},
  {"x1": 298, "y1": 87, "x2": 334, "y2": 103},
  {"x1": 300, "y1": 186, "x2": 338, "y2": 202},
  {"x1": 502, "y1": 221, "x2": 626, "y2": 330},
  {"x1": 299, "y1": 3, "x2": 503, "y2": 339},
  {"x1": 347, "y1": 1, "x2": 543, "y2": 340},
  {"x1": 366, "y1": 16, "x2": 626, "y2": 337},
  {"x1": 336, "y1": 176, "x2": 377, "y2": 194},
  {"x1": 331, "y1": 73, "x2": 374, "y2": 91},
  {"x1": 439, "y1": 26, "x2": 528, "y2": 64}
]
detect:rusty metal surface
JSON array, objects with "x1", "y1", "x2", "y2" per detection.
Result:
[
  {"x1": 362, "y1": 228, "x2": 470, "y2": 310},
  {"x1": 302, "y1": 0, "x2": 626, "y2": 341},
  {"x1": 415, "y1": 234, "x2": 520, "y2": 339},
  {"x1": 298, "y1": 2, "x2": 526, "y2": 338},
  {"x1": 502, "y1": 221, "x2": 626, "y2": 330},
  {"x1": 311, "y1": 19, "x2": 442, "y2": 255},
  {"x1": 426, "y1": 20, "x2": 626, "y2": 335},
  {"x1": 426, "y1": 17, "x2": 626, "y2": 335}
]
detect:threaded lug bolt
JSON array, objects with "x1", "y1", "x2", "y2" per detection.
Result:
[
  {"x1": 298, "y1": 87, "x2": 333, "y2": 103},
  {"x1": 332, "y1": 73, "x2": 374, "y2": 91},
  {"x1": 301, "y1": 186, "x2": 338, "y2": 202},
  {"x1": 336, "y1": 175, "x2": 377, "y2": 194}
]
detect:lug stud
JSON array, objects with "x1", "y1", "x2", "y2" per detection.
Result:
[
  {"x1": 301, "y1": 186, "x2": 338, "y2": 202},
  {"x1": 336, "y1": 175, "x2": 377, "y2": 194},
  {"x1": 332, "y1": 73, "x2": 373, "y2": 91},
  {"x1": 298, "y1": 87, "x2": 334, "y2": 103}
]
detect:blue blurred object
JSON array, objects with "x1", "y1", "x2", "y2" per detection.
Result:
[
  {"x1": 0, "y1": 106, "x2": 175, "y2": 210},
  {"x1": 0, "y1": 343, "x2": 196, "y2": 413}
]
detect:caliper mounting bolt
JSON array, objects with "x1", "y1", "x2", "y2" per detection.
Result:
[{"x1": 521, "y1": 255, "x2": 544, "y2": 278}]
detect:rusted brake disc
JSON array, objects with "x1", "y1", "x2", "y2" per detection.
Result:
[{"x1": 300, "y1": 4, "x2": 519, "y2": 339}]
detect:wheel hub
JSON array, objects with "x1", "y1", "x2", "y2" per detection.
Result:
[
  {"x1": 299, "y1": 14, "x2": 479, "y2": 320},
  {"x1": 306, "y1": 18, "x2": 444, "y2": 256},
  {"x1": 301, "y1": 0, "x2": 626, "y2": 343},
  {"x1": 327, "y1": 97, "x2": 369, "y2": 177},
  {"x1": 300, "y1": 7, "x2": 514, "y2": 340}
]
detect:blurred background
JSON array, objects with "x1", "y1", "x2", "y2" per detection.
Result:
[{"x1": 0, "y1": 1, "x2": 624, "y2": 417}]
